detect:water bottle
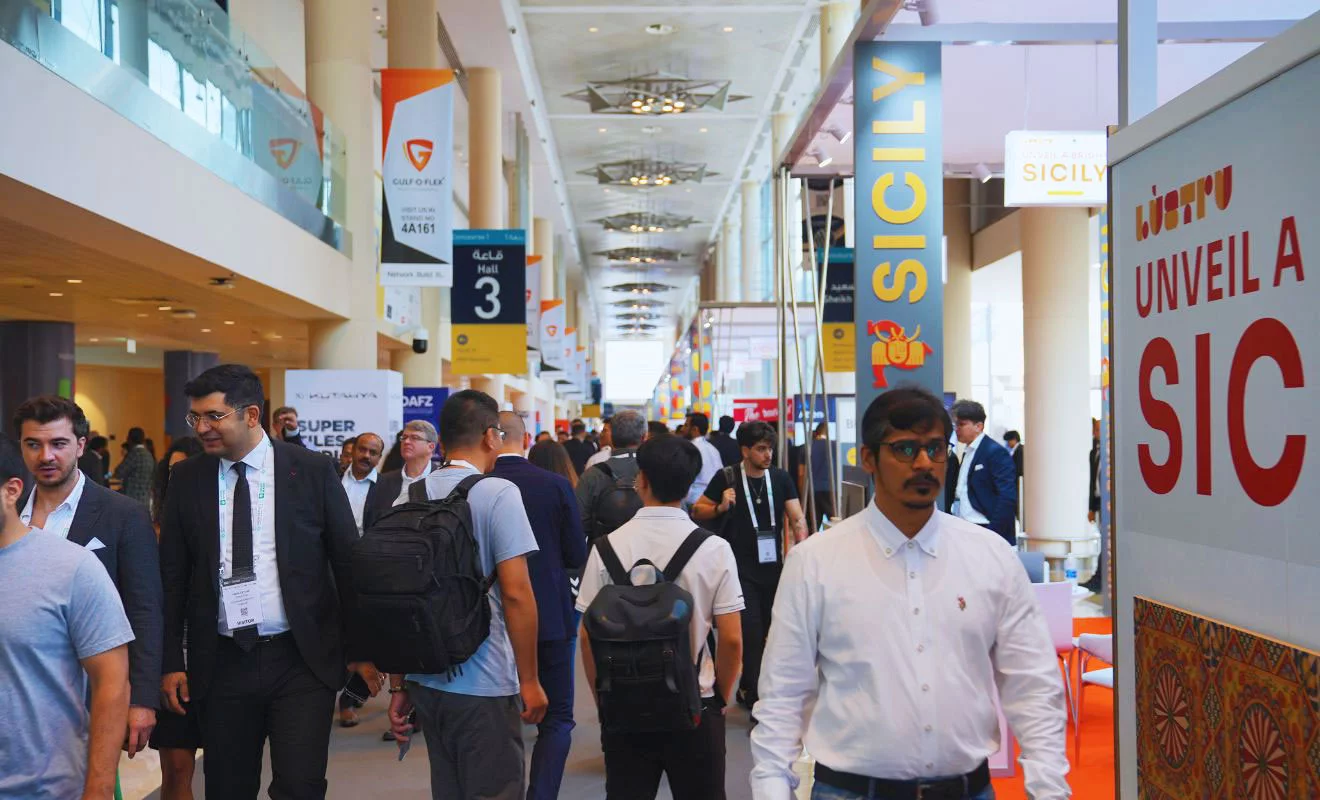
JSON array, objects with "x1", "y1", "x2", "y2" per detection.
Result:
[{"x1": 1063, "y1": 555, "x2": 1079, "y2": 586}]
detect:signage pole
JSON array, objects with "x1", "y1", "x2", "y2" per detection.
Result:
[{"x1": 774, "y1": 173, "x2": 789, "y2": 468}]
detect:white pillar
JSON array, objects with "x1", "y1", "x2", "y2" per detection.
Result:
[
  {"x1": 473, "y1": 375, "x2": 507, "y2": 408},
  {"x1": 723, "y1": 219, "x2": 740, "y2": 302},
  {"x1": 534, "y1": 217, "x2": 555, "y2": 302},
  {"x1": 943, "y1": 179, "x2": 973, "y2": 400},
  {"x1": 741, "y1": 180, "x2": 761, "y2": 302},
  {"x1": 468, "y1": 68, "x2": 503, "y2": 229},
  {"x1": 820, "y1": 1, "x2": 859, "y2": 83},
  {"x1": 1020, "y1": 207, "x2": 1093, "y2": 562}
]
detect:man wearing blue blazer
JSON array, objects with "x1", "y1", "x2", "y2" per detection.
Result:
[
  {"x1": 949, "y1": 400, "x2": 1018, "y2": 545},
  {"x1": 491, "y1": 410, "x2": 588, "y2": 800}
]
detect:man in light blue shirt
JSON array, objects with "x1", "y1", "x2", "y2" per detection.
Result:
[
  {"x1": 683, "y1": 412, "x2": 724, "y2": 507},
  {"x1": 0, "y1": 435, "x2": 135, "y2": 800},
  {"x1": 388, "y1": 390, "x2": 546, "y2": 800}
]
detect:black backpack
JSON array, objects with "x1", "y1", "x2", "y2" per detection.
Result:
[
  {"x1": 350, "y1": 475, "x2": 491, "y2": 675},
  {"x1": 591, "y1": 457, "x2": 644, "y2": 541},
  {"x1": 584, "y1": 528, "x2": 713, "y2": 734}
]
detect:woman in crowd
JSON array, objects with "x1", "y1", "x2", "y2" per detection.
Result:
[{"x1": 529, "y1": 440, "x2": 578, "y2": 488}]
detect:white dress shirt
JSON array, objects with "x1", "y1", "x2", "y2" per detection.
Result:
[
  {"x1": 341, "y1": 466, "x2": 378, "y2": 534},
  {"x1": 584, "y1": 445, "x2": 612, "y2": 470},
  {"x1": 686, "y1": 436, "x2": 724, "y2": 507},
  {"x1": 954, "y1": 432, "x2": 991, "y2": 525},
  {"x1": 749, "y1": 502, "x2": 1069, "y2": 800},
  {"x1": 396, "y1": 462, "x2": 431, "y2": 506},
  {"x1": 217, "y1": 435, "x2": 288, "y2": 636},
  {"x1": 20, "y1": 469, "x2": 86, "y2": 540}
]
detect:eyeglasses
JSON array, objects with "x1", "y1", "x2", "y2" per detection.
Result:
[
  {"x1": 877, "y1": 439, "x2": 950, "y2": 463},
  {"x1": 400, "y1": 434, "x2": 433, "y2": 445},
  {"x1": 487, "y1": 425, "x2": 506, "y2": 440},
  {"x1": 184, "y1": 406, "x2": 248, "y2": 430}
]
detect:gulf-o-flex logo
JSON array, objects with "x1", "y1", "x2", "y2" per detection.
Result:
[{"x1": 406, "y1": 139, "x2": 434, "y2": 172}]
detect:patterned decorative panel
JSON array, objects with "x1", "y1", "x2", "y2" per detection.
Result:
[{"x1": 1135, "y1": 597, "x2": 1320, "y2": 799}]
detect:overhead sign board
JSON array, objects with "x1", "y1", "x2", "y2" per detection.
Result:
[
  {"x1": 1004, "y1": 130, "x2": 1107, "y2": 207},
  {"x1": 450, "y1": 229, "x2": 527, "y2": 375}
]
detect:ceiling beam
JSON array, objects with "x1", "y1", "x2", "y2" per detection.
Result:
[
  {"x1": 522, "y1": 5, "x2": 806, "y2": 14},
  {"x1": 878, "y1": 20, "x2": 1297, "y2": 45}
]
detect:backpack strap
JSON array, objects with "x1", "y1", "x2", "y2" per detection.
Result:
[
  {"x1": 595, "y1": 534, "x2": 631, "y2": 587},
  {"x1": 597, "y1": 462, "x2": 615, "y2": 481},
  {"x1": 407, "y1": 477, "x2": 430, "y2": 502},
  {"x1": 662, "y1": 528, "x2": 713, "y2": 582},
  {"x1": 452, "y1": 473, "x2": 487, "y2": 497}
]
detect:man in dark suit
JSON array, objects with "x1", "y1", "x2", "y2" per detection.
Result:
[
  {"x1": 709, "y1": 415, "x2": 742, "y2": 467},
  {"x1": 13, "y1": 396, "x2": 163, "y2": 758},
  {"x1": 949, "y1": 400, "x2": 1018, "y2": 545},
  {"x1": 159, "y1": 364, "x2": 379, "y2": 799},
  {"x1": 562, "y1": 420, "x2": 597, "y2": 477},
  {"x1": 1004, "y1": 430, "x2": 1025, "y2": 478},
  {"x1": 492, "y1": 410, "x2": 587, "y2": 800},
  {"x1": 365, "y1": 419, "x2": 439, "y2": 532}
]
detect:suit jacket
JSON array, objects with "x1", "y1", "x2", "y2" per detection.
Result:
[
  {"x1": 492, "y1": 455, "x2": 587, "y2": 641},
  {"x1": 159, "y1": 439, "x2": 362, "y2": 699},
  {"x1": 563, "y1": 438, "x2": 597, "y2": 477},
  {"x1": 68, "y1": 480, "x2": 164, "y2": 709},
  {"x1": 1011, "y1": 444, "x2": 1025, "y2": 478},
  {"x1": 363, "y1": 465, "x2": 438, "y2": 531},
  {"x1": 79, "y1": 450, "x2": 108, "y2": 486},
  {"x1": 963, "y1": 436, "x2": 1019, "y2": 545}
]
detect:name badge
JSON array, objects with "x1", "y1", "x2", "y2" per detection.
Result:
[
  {"x1": 221, "y1": 575, "x2": 264, "y2": 631},
  {"x1": 756, "y1": 528, "x2": 779, "y2": 565}
]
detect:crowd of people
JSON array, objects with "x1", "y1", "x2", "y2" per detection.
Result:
[{"x1": 0, "y1": 363, "x2": 1070, "y2": 800}]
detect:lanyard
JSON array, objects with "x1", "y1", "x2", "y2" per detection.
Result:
[
  {"x1": 739, "y1": 465, "x2": 776, "y2": 532},
  {"x1": 218, "y1": 458, "x2": 268, "y2": 580}
]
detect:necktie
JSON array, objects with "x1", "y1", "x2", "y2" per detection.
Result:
[{"x1": 231, "y1": 462, "x2": 258, "y2": 651}]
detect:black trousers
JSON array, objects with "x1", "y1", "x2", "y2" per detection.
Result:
[
  {"x1": 739, "y1": 570, "x2": 780, "y2": 703},
  {"x1": 811, "y1": 490, "x2": 836, "y2": 531},
  {"x1": 197, "y1": 634, "x2": 336, "y2": 800},
  {"x1": 602, "y1": 702, "x2": 727, "y2": 800}
]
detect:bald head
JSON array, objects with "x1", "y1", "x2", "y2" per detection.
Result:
[{"x1": 498, "y1": 411, "x2": 529, "y2": 455}]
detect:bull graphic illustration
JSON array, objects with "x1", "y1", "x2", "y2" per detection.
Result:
[{"x1": 868, "y1": 320, "x2": 933, "y2": 388}]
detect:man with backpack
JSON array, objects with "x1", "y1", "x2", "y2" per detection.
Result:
[
  {"x1": 382, "y1": 390, "x2": 547, "y2": 800},
  {"x1": 576, "y1": 434, "x2": 745, "y2": 800},
  {"x1": 576, "y1": 410, "x2": 647, "y2": 544}
]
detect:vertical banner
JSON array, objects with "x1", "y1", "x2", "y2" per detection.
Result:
[
  {"x1": 450, "y1": 230, "x2": 527, "y2": 375},
  {"x1": 819, "y1": 247, "x2": 857, "y2": 373},
  {"x1": 1097, "y1": 205, "x2": 1112, "y2": 609},
  {"x1": 540, "y1": 299, "x2": 566, "y2": 369},
  {"x1": 557, "y1": 330, "x2": 579, "y2": 393},
  {"x1": 286, "y1": 370, "x2": 404, "y2": 459},
  {"x1": 381, "y1": 69, "x2": 455, "y2": 286},
  {"x1": 526, "y1": 256, "x2": 543, "y2": 350},
  {"x1": 854, "y1": 42, "x2": 943, "y2": 415}
]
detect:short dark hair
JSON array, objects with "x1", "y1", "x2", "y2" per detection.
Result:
[
  {"x1": 273, "y1": 406, "x2": 297, "y2": 418},
  {"x1": 636, "y1": 435, "x2": 702, "y2": 504},
  {"x1": 11, "y1": 396, "x2": 90, "y2": 440},
  {"x1": 736, "y1": 421, "x2": 776, "y2": 449},
  {"x1": 718, "y1": 415, "x2": 735, "y2": 434},
  {"x1": 1004, "y1": 430, "x2": 1021, "y2": 443},
  {"x1": 647, "y1": 421, "x2": 670, "y2": 439},
  {"x1": 88, "y1": 435, "x2": 108, "y2": 451},
  {"x1": 949, "y1": 399, "x2": 987, "y2": 425},
  {"x1": 571, "y1": 421, "x2": 586, "y2": 435},
  {"x1": 0, "y1": 435, "x2": 26, "y2": 486},
  {"x1": 184, "y1": 364, "x2": 266, "y2": 412},
  {"x1": 862, "y1": 386, "x2": 953, "y2": 453},
  {"x1": 127, "y1": 427, "x2": 146, "y2": 445},
  {"x1": 343, "y1": 436, "x2": 358, "y2": 447},
  {"x1": 686, "y1": 412, "x2": 710, "y2": 436},
  {"x1": 440, "y1": 389, "x2": 498, "y2": 450}
]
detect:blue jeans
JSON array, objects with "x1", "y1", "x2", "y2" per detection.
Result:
[
  {"x1": 526, "y1": 637, "x2": 576, "y2": 800},
  {"x1": 811, "y1": 780, "x2": 995, "y2": 800}
]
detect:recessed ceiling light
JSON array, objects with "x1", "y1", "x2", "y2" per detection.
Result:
[
  {"x1": 645, "y1": 23, "x2": 675, "y2": 36},
  {"x1": 249, "y1": 340, "x2": 259, "y2": 345},
  {"x1": 699, "y1": 127, "x2": 709, "y2": 133},
  {"x1": 224, "y1": 320, "x2": 235, "y2": 325},
  {"x1": 588, "y1": 26, "x2": 598, "y2": 32},
  {"x1": 137, "y1": 313, "x2": 148, "y2": 318},
  {"x1": 49, "y1": 292, "x2": 63, "y2": 297},
  {"x1": 89, "y1": 338, "x2": 99, "y2": 342},
  {"x1": 723, "y1": 26, "x2": 734, "y2": 33},
  {"x1": 598, "y1": 127, "x2": 608, "y2": 133},
  {"x1": 270, "y1": 334, "x2": 283, "y2": 340},
  {"x1": 66, "y1": 278, "x2": 82, "y2": 284},
  {"x1": 157, "y1": 305, "x2": 172, "y2": 311},
  {"x1": 200, "y1": 328, "x2": 212, "y2": 333}
]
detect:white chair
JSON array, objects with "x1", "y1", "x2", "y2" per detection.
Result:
[
  {"x1": 1074, "y1": 633, "x2": 1114, "y2": 756},
  {"x1": 1031, "y1": 582, "x2": 1076, "y2": 724}
]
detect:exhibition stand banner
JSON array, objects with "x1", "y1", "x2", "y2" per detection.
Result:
[
  {"x1": 817, "y1": 247, "x2": 856, "y2": 373},
  {"x1": 733, "y1": 397, "x2": 792, "y2": 423},
  {"x1": 540, "y1": 299, "x2": 566, "y2": 369},
  {"x1": 251, "y1": 85, "x2": 324, "y2": 209},
  {"x1": 286, "y1": 370, "x2": 404, "y2": 459},
  {"x1": 402, "y1": 387, "x2": 448, "y2": 433},
  {"x1": 380, "y1": 69, "x2": 456, "y2": 287},
  {"x1": 1003, "y1": 130, "x2": 1107, "y2": 207},
  {"x1": 1110, "y1": 26, "x2": 1317, "y2": 799},
  {"x1": 853, "y1": 42, "x2": 943, "y2": 414},
  {"x1": 526, "y1": 256, "x2": 542, "y2": 350},
  {"x1": 450, "y1": 230, "x2": 527, "y2": 375},
  {"x1": 555, "y1": 329, "x2": 578, "y2": 384}
]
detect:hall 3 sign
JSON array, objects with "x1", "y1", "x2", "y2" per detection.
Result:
[{"x1": 450, "y1": 230, "x2": 527, "y2": 375}]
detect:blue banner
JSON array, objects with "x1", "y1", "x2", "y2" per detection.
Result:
[
  {"x1": 402, "y1": 387, "x2": 448, "y2": 432},
  {"x1": 854, "y1": 42, "x2": 943, "y2": 416}
]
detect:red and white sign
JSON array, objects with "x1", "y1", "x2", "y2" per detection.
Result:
[{"x1": 732, "y1": 398, "x2": 794, "y2": 423}]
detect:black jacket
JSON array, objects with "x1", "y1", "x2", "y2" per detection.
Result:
[
  {"x1": 563, "y1": 437, "x2": 597, "y2": 477},
  {"x1": 159, "y1": 439, "x2": 362, "y2": 698},
  {"x1": 363, "y1": 465, "x2": 438, "y2": 531},
  {"x1": 68, "y1": 479, "x2": 164, "y2": 709},
  {"x1": 709, "y1": 432, "x2": 742, "y2": 468}
]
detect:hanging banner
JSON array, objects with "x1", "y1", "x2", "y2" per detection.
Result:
[
  {"x1": 540, "y1": 299, "x2": 566, "y2": 369},
  {"x1": 526, "y1": 256, "x2": 543, "y2": 350},
  {"x1": 381, "y1": 69, "x2": 456, "y2": 287},
  {"x1": 402, "y1": 387, "x2": 449, "y2": 433},
  {"x1": 854, "y1": 42, "x2": 944, "y2": 414},
  {"x1": 556, "y1": 331, "x2": 578, "y2": 389},
  {"x1": 450, "y1": 229, "x2": 527, "y2": 375},
  {"x1": 1004, "y1": 130, "x2": 1107, "y2": 207},
  {"x1": 818, "y1": 247, "x2": 856, "y2": 373},
  {"x1": 286, "y1": 370, "x2": 404, "y2": 459}
]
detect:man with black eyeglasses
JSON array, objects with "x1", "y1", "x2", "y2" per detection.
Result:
[{"x1": 750, "y1": 387, "x2": 1068, "y2": 800}]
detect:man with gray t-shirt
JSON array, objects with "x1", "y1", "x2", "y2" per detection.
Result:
[
  {"x1": 0, "y1": 436, "x2": 135, "y2": 799},
  {"x1": 388, "y1": 391, "x2": 548, "y2": 800}
]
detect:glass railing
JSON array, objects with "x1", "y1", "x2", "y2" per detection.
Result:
[{"x1": 0, "y1": 0, "x2": 349, "y2": 253}]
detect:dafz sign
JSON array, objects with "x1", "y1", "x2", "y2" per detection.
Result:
[{"x1": 853, "y1": 42, "x2": 943, "y2": 414}]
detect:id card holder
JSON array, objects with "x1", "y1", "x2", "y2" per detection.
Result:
[
  {"x1": 220, "y1": 574, "x2": 264, "y2": 631},
  {"x1": 756, "y1": 528, "x2": 779, "y2": 565}
]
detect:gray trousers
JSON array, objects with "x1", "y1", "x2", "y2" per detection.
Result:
[{"x1": 410, "y1": 684, "x2": 525, "y2": 800}]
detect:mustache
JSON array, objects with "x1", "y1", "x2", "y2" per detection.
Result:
[{"x1": 904, "y1": 473, "x2": 940, "y2": 490}]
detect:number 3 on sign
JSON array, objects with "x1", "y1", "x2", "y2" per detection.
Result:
[{"x1": 475, "y1": 276, "x2": 501, "y2": 320}]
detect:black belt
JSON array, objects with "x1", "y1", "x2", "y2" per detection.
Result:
[
  {"x1": 223, "y1": 631, "x2": 292, "y2": 645},
  {"x1": 814, "y1": 761, "x2": 990, "y2": 800}
]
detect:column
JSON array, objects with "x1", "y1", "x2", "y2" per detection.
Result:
[
  {"x1": 305, "y1": 0, "x2": 378, "y2": 369},
  {"x1": 473, "y1": 375, "x2": 506, "y2": 407},
  {"x1": 0, "y1": 322, "x2": 75, "y2": 426},
  {"x1": 1020, "y1": 207, "x2": 1092, "y2": 561},
  {"x1": 722, "y1": 219, "x2": 740, "y2": 302},
  {"x1": 468, "y1": 67, "x2": 503, "y2": 229},
  {"x1": 163, "y1": 351, "x2": 219, "y2": 440},
  {"x1": 819, "y1": 1, "x2": 859, "y2": 82},
  {"x1": 534, "y1": 217, "x2": 555, "y2": 303},
  {"x1": 943, "y1": 179, "x2": 973, "y2": 400},
  {"x1": 741, "y1": 181, "x2": 761, "y2": 301}
]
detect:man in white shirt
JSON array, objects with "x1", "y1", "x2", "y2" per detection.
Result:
[
  {"x1": 577, "y1": 433, "x2": 744, "y2": 800},
  {"x1": 339, "y1": 432, "x2": 382, "y2": 535},
  {"x1": 682, "y1": 412, "x2": 724, "y2": 508},
  {"x1": 368, "y1": 421, "x2": 439, "y2": 532},
  {"x1": 750, "y1": 387, "x2": 1069, "y2": 800},
  {"x1": 584, "y1": 418, "x2": 613, "y2": 471}
]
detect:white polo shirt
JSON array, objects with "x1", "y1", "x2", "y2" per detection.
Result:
[
  {"x1": 340, "y1": 467, "x2": 378, "y2": 534},
  {"x1": 576, "y1": 506, "x2": 745, "y2": 698}
]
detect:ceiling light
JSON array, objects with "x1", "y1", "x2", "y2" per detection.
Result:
[
  {"x1": 224, "y1": 320, "x2": 235, "y2": 325},
  {"x1": 722, "y1": 26, "x2": 734, "y2": 32},
  {"x1": 270, "y1": 334, "x2": 283, "y2": 340},
  {"x1": 66, "y1": 278, "x2": 82, "y2": 284},
  {"x1": 826, "y1": 126, "x2": 852, "y2": 144},
  {"x1": 644, "y1": 23, "x2": 675, "y2": 36},
  {"x1": 250, "y1": 340, "x2": 259, "y2": 345},
  {"x1": 809, "y1": 147, "x2": 832, "y2": 168},
  {"x1": 598, "y1": 127, "x2": 608, "y2": 133},
  {"x1": 699, "y1": 127, "x2": 708, "y2": 133},
  {"x1": 49, "y1": 292, "x2": 64, "y2": 297},
  {"x1": 973, "y1": 163, "x2": 993, "y2": 183},
  {"x1": 137, "y1": 313, "x2": 148, "y2": 318},
  {"x1": 89, "y1": 337, "x2": 99, "y2": 342},
  {"x1": 588, "y1": 26, "x2": 598, "y2": 32},
  {"x1": 158, "y1": 305, "x2": 172, "y2": 311},
  {"x1": 200, "y1": 328, "x2": 211, "y2": 333},
  {"x1": 819, "y1": 155, "x2": 834, "y2": 168}
]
